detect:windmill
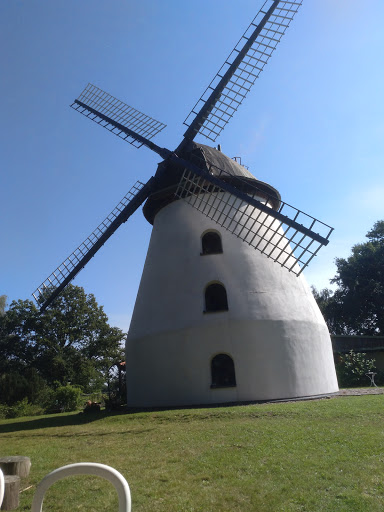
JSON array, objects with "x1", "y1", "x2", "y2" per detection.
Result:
[{"x1": 33, "y1": 0, "x2": 339, "y2": 406}]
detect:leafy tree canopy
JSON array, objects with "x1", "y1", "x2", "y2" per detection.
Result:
[
  {"x1": 0, "y1": 285, "x2": 125, "y2": 401},
  {"x1": 313, "y1": 220, "x2": 384, "y2": 335},
  {"x1": 0, "y1": 295, "x2": 6, "y2": 316}
]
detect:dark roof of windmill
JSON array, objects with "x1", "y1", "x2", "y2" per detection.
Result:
[
  {"x1": 197, "y1": 143, "x2": 256, "y2": 180},
  {"x1": 143, "y1": 141, "x2": 281, "y2": 224}
]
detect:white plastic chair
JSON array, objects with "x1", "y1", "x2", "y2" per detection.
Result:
[
  {"x1": 0, "y1": 467, "x2": 4, "y2": 508},
  {"x1": 31, "y1": 463, "x2": 131, "y2": 512}
]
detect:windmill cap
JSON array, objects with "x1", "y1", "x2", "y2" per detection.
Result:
[{"x1": 143, "y1": 142, "x2": 281, "y2": 224}]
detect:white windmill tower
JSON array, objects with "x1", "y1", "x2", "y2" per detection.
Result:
[{"x1": 33, "y1": 0, "x2": 339, "y2": 407}]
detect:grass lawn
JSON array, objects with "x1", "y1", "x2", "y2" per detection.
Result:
[{"x1": 0, "y1": 395, "x2": 384, "y2": 511}]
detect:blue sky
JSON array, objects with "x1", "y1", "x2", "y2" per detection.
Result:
[{"x1": 1, "y1": 0, "x2": 383, "y2": 331}]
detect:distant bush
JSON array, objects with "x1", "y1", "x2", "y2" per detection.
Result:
[
  {"x1": 336, "y1": 350, "x2": 376, "y2": 387},
  {"x1": 0, "y1": 383, "x2": 83, "y2": 417},
  {"x1": 51, "y1": 385, "x2": 83, "y2": 412},
  {"x1": 0, "y1": 404, "x2": 9, "y2": 419},
  {"x1": 0, "y1": 398, "x2": 44, "y2": 419}
]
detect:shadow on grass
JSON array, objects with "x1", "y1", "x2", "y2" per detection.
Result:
[
  {"x1": 0, "y1": 410, "x2": 123, "y2": 434},
  {"x1": 0, "y1": 392, "x2": 349, "y2": 435}
]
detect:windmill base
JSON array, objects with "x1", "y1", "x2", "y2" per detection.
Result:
[{"x1": 126, "y1": 318, "x2": 338, "y2": 408}]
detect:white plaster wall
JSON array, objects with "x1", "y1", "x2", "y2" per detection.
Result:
[{"x1": 126, "y1": 194, "x2": 338, "y2": 407}]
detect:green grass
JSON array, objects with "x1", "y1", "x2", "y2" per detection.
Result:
[{"x1": 1, "y1": 396, "x2": 384, "y2": 511}]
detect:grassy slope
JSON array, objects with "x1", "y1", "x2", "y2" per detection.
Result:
[{"x1": 0, "y1": 396, "x2": 383, "y2": 511}]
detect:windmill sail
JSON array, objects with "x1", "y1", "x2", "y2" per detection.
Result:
[
  {"x1": 174, "y1": 159, "x2": 332, "y2": 275},
  {"x1": 33, "y1": 179, "x2": 157, "y2": 311},
  {"x1": 182, "y1": 0, "x2": 303, "y2": 143},
  {"x1": 71, "y1": 83, "x2": 167, "y2": 150},
  {"x1": 32, "y1": 1, "x2": 333, "y2": 311}
]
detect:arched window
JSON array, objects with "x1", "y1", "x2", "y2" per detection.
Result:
[
  {"x1": 204, "y1": 283, "x2": 228, "y2": 313},
  {"x1": 201, "y1": 231, "x2": 222, "y2": 255},
  {"x1": 211, "y1": 354, "x2": 236, "y2": 388}
]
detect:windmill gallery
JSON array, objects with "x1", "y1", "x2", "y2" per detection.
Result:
[{"x1": 33, "y1": 0, "x2": 339, "y2": 407}]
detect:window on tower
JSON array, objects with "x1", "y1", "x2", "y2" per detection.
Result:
[
  {"x1": 211, "y1": 354, "x2": 236, "y2": 388},
  {"x1": 201, "y1": 231, "x2": 223, "y2": 255},
  {"x1": 204, "y1": 282, "x2": 228, "y2": 313}
]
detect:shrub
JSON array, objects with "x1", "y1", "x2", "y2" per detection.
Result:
[
  {"x1": 0, "y1": 404, "x2": 9, "y2": 419},
  {"x1": 0, "y1": 398, "x2": 44, "y2": 419},
  {"x1": 336, "y1": 350, "x2": 376, "y2": 387},
  {"x1": 7, "y1": 398, "x2": 45, "y2": 418},
  {"x1": 51, "y1": 385, "x2": 83, "y2": 412}
]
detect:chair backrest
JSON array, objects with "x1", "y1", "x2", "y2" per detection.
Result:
[
  {"x1": 0, "y1": 467, "x2": 4, "y2": 508},
  {"x1": 31, "y1": 463, "x2": 131, "y2": 512}
]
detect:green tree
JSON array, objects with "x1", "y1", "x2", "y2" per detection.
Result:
[
  {"x1": 0, "y1": 368, "x2": 50, "y2": 406},
  {"x1": 313, "y1": 220, "x2": 384, "y2": 335},
  {"x1": 335, "y1": 350, "x2": 376, "y2": 387},
  {"x1": 311, "y1": 287, "x2": 341, "y2": 335},
  {"x1": 0, "y1": 285, "x2": 125, "y2": 405},
  {"x1": 0, "y1": 295, "x2": 6, "y2": 316},
  {"x1": 0, "y1": 298, "x2": 39, "y2": 374}
]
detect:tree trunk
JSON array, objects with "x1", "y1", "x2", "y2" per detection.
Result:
[
  {"x1": 1, "y1": 475, "x2": 20, "y2": 511},
  {"x1": 0, "y1": 456, "x2": 31, "y2": 478}
]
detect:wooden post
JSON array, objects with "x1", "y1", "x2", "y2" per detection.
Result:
[
  {"x1": 1, "y1": 475, "x2": 20, "y2": 511},
  {"x1": 0, "y1": 456, "x2": 31, "y2": 479}
]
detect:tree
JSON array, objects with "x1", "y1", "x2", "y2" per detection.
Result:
[
  {"x1": 335, "y1": 350, "x2": 376, "y2": 387},
  {"x1": 0, "y1": 298, "x2": 39, "y2": 375},
  {"x1": 0, "y1": 368, "x2": 50, "y2": 406},
  {"x1": 311, "y1": 287, "x2": 341, "y2": 335},
  {"x1": 313, "y1": 220, "x2": 384, "y2": 335},
  {"x1": 0, "y1": 295, "x2": 6, "y2": 316},
  {"x1": 0, "y1": 285, "x2": 126, "y2": 406}
]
